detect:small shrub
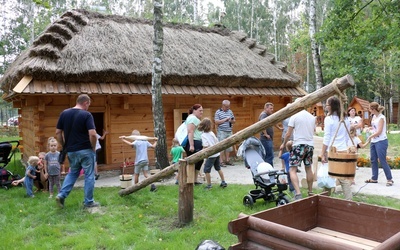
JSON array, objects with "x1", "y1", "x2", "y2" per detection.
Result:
[{"x1": 357, "y1": 155, "x2": 370, "y2": 167}]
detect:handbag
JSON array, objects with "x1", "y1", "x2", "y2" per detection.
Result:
[
  {"x1": 58, "y1": 110, "x2": 81, "y2": 164},
  {"x1": 175, "y1": 121, "x2": 188, "y2": 147},
  {"x1": 317, "y1": 163, "x2": 336, "y2": 189}
]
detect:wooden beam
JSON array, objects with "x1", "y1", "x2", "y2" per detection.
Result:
[{"x1": 118, "y1": 75, "x2": 354, "y2": 195}]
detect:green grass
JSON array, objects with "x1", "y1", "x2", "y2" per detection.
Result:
[
  {"x1": 2, "y1": 182, "x2": 400, "y2": 249},
  {"x1": 2, "y1": 135, "x2": 400, "y2": 248}
]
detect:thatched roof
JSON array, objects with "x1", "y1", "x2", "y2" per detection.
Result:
[{"x1": 0, "y1": 9, "x2": 303, "y2": 97}]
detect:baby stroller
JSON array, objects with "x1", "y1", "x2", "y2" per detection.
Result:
[
  {"x1": 239, "y1": 137, "x2": 290, "y2": 207},
  {"x1": 0, "y1": 140, "x2": 22, "y2": 190}
]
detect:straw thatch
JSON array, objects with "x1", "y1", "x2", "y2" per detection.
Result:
[{"x1": 0, "y1": 9, "x2": 301, "y2": 95}]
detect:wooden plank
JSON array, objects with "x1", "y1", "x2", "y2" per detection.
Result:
[
  {"x1": 13, "y1": 75, "x2": 33, "y2": 93},
  {"x1": 308, "y1": 227, "x2": 380, "y2": 249}
]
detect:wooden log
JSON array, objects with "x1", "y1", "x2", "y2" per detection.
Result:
[
  {"x1": 119, "y1": 135, "x2": 158, "y2": 141},
  {"x1": 375, "y1": 231, "x2": 400, "y2": 250},
  {"x1": 178, "y1": 160, "x2": 193, "y2": 226},
  {"x1": 118, "y1": 74, "x2": 354, "y2": 196}
]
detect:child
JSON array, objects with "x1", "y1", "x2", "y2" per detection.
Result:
[
  {"x1": 170, "y1": 138, "x2": 185, "y2": 185},
  {"x1": 95, "y1": 130, "x2": 109, "y2": 180},
  {"x1": 34, "y1": 152, "x2": 48, "y2": 192},
  {"x1": 24, "y1": 156, "x2": 40, "y2": 197},
  {"x1": 278, "y1": 140, "x2": 294, "y2": 193},
  {"x1": 120, "y1": 130, "x2": 158, "y2": 191},
  {"x1": 197, "y1": 118, "x2": 227, "y2": 190},
  {"x1": 348, "y1": 126, "x2": 370, "y2": 150},
  {"x1": 45, "y1": 138, "x2": 62, "y2": 198}
]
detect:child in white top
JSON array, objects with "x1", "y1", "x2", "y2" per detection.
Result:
[{"x1": 198, "y1": 118, "x2": 227, "y2": 190}]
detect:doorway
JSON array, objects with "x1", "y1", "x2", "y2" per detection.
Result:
[{"x1": 92, "y1": 112, "x2": 105, "y2": 164}]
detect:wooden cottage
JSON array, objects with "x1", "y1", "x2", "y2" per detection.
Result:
[
  {"x1": 348, "y1": 96, "x2": 371, "y2": 126},
  {"x1": 0, "y1": 9, "x2": 305, "y2": 170}
]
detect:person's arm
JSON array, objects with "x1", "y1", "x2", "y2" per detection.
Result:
[
  {"x1": 151, "y1": 139, "x2": 158, "y2": 148},
  {"x1": 43, "y1": 158, "x2": 49, "y2": 179},
  {"x1": 120, "y1": 138, "x2": 133, "y2": 146},
  {"x1": 55, "y1": 129, "x2": 64, "y2": 148},
  {"x1": 187, "y1": 123, "x2": 196, "y2": 152},
  {"x1": 215, "y1": 116, "x2": 230, "y2": 125},
  {"x1": 99, "y1": 130, "x2": 109, "y2": 140},
  {"x1": 26, "y1": 168, "x2": 36, "y2": 179},
  {"x1": 280, "y1": 126, "x2": 293, "y2": 150}
]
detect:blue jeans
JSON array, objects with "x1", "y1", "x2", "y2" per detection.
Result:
[
  {"x1": 260, "y1": 139, "x2": 274, "y2": 167},
  {"x1": 370, "y1": 139, "x2": 392, "y2": 181},
  {"x1": 58, "y1": 149, "x2": 96, "y2": 205},
  {"x1": 24, "y1": 177, "x2": 34, "y2": 197}
]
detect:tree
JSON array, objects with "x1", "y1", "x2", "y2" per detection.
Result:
[
  {"x1": 309, "y1": 0, "x2": 323, "y2": 89},
  {"x1": 152, "y1": 0, "x2": 169, "y2": 169}
]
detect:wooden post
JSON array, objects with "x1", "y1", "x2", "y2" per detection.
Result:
[
  {"x1": 178, "y1": 160, "x2": 193, "y2": 226},
  {"x1": 118, "y1": 74, "x2": 355, "y2": 196}
]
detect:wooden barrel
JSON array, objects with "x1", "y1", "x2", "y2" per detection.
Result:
[
  {"x1": 328, "y1": 147, "x2": 357, "y2": 178},
  {"x1": 119, "y1": 174, "x2": 133, "y2": 189}
]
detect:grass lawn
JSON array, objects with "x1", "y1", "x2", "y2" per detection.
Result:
[{"x1": 2, "y1": 134, "x2": 400, "y2": 248}]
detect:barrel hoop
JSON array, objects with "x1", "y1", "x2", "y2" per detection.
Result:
[
  {"x1": 328, "y1": 172, "x2": 355, "y2": 177},
  {"x1": 328, "y1": 157, "x2": 357, "y2": 163}
]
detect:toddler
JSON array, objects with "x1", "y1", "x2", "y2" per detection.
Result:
[
  {"x1": 120, "y1": 130, "x2": 158, "y2": 191},
  {"x1": 24, "y1": 156, "x2": 40, "y2": 197},
  {"x1": 45, "y1": 138, "x2": 62, "y2": 198},
  {"x1": 198, "y1": 118, "x2": 227, "y2": 190},
  {"x1": 170, "y1": 138, "x2": 185, "y2": 185},
  {"x1": 278, "y1": 140, "x2": 294, "y2": 192}
]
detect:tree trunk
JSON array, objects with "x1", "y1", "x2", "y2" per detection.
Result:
[
  {"x1": 309, "y1": 0, "x2": 324, "y2": 89},
  {"x1": 151, "y1": 0, "x2": 169, "y2": 169},
  {"x1": 118, "y1": 75, "x2": 355, "y2": 196}
]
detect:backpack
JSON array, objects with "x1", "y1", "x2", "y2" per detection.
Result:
[{"x1": 175, "y1": 122, "x2": 188, "y2": 147}]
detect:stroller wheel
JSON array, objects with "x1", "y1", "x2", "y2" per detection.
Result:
[
  {"x1": 243, "y1": 195, "x2": 254, "y2": 208},
  {"x1": 276, "y1": 195, "x2": 290, "y2": 206}
]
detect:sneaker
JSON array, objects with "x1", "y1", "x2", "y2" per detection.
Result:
[
  {"x1": 150, "y1": 184, "x2": 157, "y2": 192},
  {"x1": 48, "y1": 195, "x2": 53, "y2": 199},
  {"x1": 204, "y1": 185, "x2": 212, "y2": 190},
  {"x1": 84, "y1": 201, "x2": 100, "y2": 208},
  {"x1": 56, "y1": 196, "x2": 65, "y2": 208},
  {"x1": 194, "y1": 181, "x2": 203, "y2": 185},
  {"x1": 220, "y1": 181, "x2": 227, "y2": 188},
  {"x1": 294, "y1": 194, "x2": 302, "y2": 200},
  {"x1": 95, "y1": 174, "x2": 100, "y2": 180}
]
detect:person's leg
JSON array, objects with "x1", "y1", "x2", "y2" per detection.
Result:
[
  {"x1": 375, "y1": 139, "x2": 393, "y2": 181},
  {"x1": 48, "y1": 176, "x2": 54, "y2": 196},
  {"x1": 57, "y1": 151, "x2": 83, "y2": 199},
  {"x1": 339, "y1": 178, "x2": 352, "y2": 200},
  {"x1": 370, "y1": 142, "x2": 379, "y2": 181},
  {"x1": 203, "y1": 158, "x2": 213, "y2": 186},
  {"x1": 25, "y1": 178, "x2": 33, "y2": 197},
  {"x1": 303, "y1": 145, "x2": 314, "y2": 194},
  {"x1": 133, "y1": 163, "x2": 142, "y2": 184},
  {"x1": 81, "y1": 149, "x2": 96, "y2": 205},
  {"x1": 265, "y1": 140, "x2": 274, "y2": 167},
  {"x1": 55, "y1": 175, "x2": 61, "y2": 195},
  {"x1": 289, "y1": 167, "x2": 300, "y2": 195}
]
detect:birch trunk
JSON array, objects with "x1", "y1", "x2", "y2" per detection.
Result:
[
  {"x1": 119, "y1": 75, "x2": 355, "y2": 196},
  {"x1": 309, "y1": 0, "x2": 324, "y2": 89},
  {"x1": 151, "y1": 0, "x2": 169, "y2": 169}
]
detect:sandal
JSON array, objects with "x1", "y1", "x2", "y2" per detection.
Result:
[
  {"x1": 308, "y1": 192, "x2": 315, "y2": 196},
  {"x1": 386, "y1": 180, "x2": 394, "y2": 186},
  {"x1": 365, "y1": 179, "x2": 378, "y2": 183}
]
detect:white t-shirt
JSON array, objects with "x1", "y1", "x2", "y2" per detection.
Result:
[
  {"x1": 371, "y1": 113, "x2": 387, "y2": 143},
  {"x1": 95, "y1": 134, "x2": 101, "y2": 151},
  {"x1": 288, "y1": 110, "x2": 315, "y2": 146},
  {"x1": 323, "y1": 115, "x2": 350, "y2": 151},
  {"x1": 201, "y1": 131, "x2": 220, "y2": 158},
  {"x1": 348, "y1": 115, "x2": 362, "y2": 136}
]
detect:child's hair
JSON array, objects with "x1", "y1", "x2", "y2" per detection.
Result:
[
  {"x1": 28, "y1": 156, "x2": 40, "y2": 166},
  {"x1": 38, "y1": 152, "x2": 46, "y2": 158},
  {"x1": 286, "y1": 140, "x2": 293, "y2": 151},
  {"x1": 172, "y1": 138, "x2": 180, "y2": 146},
  {"x1": 349, "y1": 126, "x2": 356, "y2": 135},
  {"x1": 198, "y1": 117, "x2": 212, "y2": 132},
  {"x1": 131, "y1": 130, "x2": 140, "y2": 135}
]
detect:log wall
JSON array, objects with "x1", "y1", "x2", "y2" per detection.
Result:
[{"x1": 16, "y1": 94, "x2": 291, "y2": 169}]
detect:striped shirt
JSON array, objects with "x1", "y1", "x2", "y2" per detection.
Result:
[{"x1": 214, "y1": 108, "x2": 235, "y2": 132}]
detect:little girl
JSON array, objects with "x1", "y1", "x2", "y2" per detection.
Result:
[
  {"x1": 45, "y1": 138, "x2": 62, "y2": 198},
  {"x1": 198, "y1": 117, "x2": 227, "y2": 190},
  {"x1": 24, "y1": 156, "x2": 40, "y2": 198},
  {"x1": 348, "y1": 126, "x2": 370, "y2": 151}
]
